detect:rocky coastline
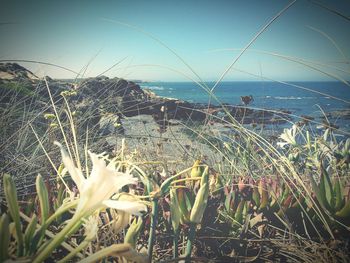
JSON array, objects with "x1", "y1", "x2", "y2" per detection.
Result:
[
  {"x1": 0, "y1": 63, "x2": 296, "y2": 134},
  {"x1": 1, "y1": 62, "x2": 348, "y2": 194}
]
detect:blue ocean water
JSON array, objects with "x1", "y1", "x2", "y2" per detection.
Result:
[{"x1": 140, "y1": 81, "x2": 350, "y2": 131}]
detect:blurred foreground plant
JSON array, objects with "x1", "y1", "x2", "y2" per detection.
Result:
[{"x1": 0, "y1": 142, "x2": 148, "y2": 263}]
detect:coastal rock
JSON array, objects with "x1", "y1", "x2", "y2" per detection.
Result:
[
  {"x1": 215, "y1": 105, "x2": 290, "y2": 125},
  {"x1": 0, "y1": 63, "x2": 72, "y2": 104},
  {"x1": 99, "y1": 113, "x2": 124, "y2": 136},
  {"x1": 0, "y1": 63, "x2": 39, "y2": 81},
  {"x1": 324, "y1": 109, "x2": 350, "y2": 120},
  {"x1": 0, "y1": 63, "x2": 293, "y2": 129}
]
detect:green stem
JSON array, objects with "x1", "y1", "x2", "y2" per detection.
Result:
[
  {"x1": 173, "y1": 228, "x2": 179, "y2": 259},
  {"x1": 57, "y1": 236, "x2": 91, "y2": 263},
  {"x1": 33, "y1": 213, "x2": 83, "y2": 263},
  {"x1": 147, "y1": 198, "x2": 158, "y2": 262},
  {"x1": 185, "y1": 223, "x2": 196, "y2": 262}
]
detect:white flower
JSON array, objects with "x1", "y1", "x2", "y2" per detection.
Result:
[
  {"x1": 109, "y1": 193, "x2": 146, "y2": 232},
  {"x1": 55, "y1": 142, "x2": 147, "y2": 217},
  {"x1": 277, "y1": 124, "x2": 298, "y2": 148}
]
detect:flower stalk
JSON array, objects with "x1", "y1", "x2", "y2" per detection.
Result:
[
  {"x1": 185, "y1": 222, "x2": 196, "y2": 262},
  {"x1": 147, "y1": 198, "x2": 158, "y2": 262}
]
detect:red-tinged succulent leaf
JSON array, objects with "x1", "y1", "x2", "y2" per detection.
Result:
[
  {"x1": 283, "y1": 195, "x2": 293, "y2": 208},
  {"x1": 238, "y1": 178, "x2": 246, "y2": 192},
  {"x1": 292, "y1": 195, "x2": 304, "y2": 209},
  {"x1": 258, "y1": 180, "x2": 268, "y2": 210}
]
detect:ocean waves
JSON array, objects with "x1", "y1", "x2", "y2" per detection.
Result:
[
  {"x1": 265, "y1": 96, "x2": 313, "y2": 100},
  {"x1": 141, "y1": 85, "x2": 173, "y2": 91}
]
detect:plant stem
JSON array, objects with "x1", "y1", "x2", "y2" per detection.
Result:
[
  {"x1": 185, "y1": 223, "x2": 196, "y2": 262},
  {"x1": 147, "y1": 198, "x2": 158, "y2": 262},
  {"x1": 33, "y1": 213, "x2": 82, "y2": 263},
  {"x1": 173, "y1": 228, "x2": 179, "y2": 259}
]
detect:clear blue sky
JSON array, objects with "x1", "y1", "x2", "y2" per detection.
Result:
[{"x1": 1, "y1": 0, "x2": 350, "y2": 81}]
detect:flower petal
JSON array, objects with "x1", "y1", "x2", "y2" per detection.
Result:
[
  {"x1": 87, "y1": 151, "x2": 138, "y2": 201},
  {"x1": 55, "y1": 142, "x2": 85, "y2": 191},
  {"x1": 103, "y1": 200, "x2": 147, "y2": 216}
]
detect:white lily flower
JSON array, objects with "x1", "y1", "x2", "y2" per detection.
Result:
[
  {"x1": 55, "y1": 142, "x2": 147, "y2": 217},
  {"x1": 277, "y1": 124, "x2": 298, "y2": 148}
]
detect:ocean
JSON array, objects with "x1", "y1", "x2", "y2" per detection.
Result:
[{"x1": 139, "y1": 81, "x2": 350, "y2": 132}]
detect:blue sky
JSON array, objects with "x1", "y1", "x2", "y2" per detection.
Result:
[{"x1": 1, "y1": 0, "x2": 350, "y2": 81}]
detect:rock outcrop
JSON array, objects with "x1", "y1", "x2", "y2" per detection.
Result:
[
  {"x1": 0, "y1": 63, "x2": 295, "y2": 132},
  {"x1": 0, "y1": 63, "x2": 39, "y2": 81}
]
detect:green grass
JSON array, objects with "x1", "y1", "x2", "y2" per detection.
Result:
[{"x1": 1, "y1": 1, "x2": 350, "y2": 261}]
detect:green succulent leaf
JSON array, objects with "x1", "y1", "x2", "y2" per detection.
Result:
[
  {"x1": 3, "y1": 174, "x2": 24, "y2": 256},
  {"x1": 334, "y1": 178, "x2": 344, "y2": 212},
  {"x1": 234, "y1": 200, "x2": 246, "y2": 224},
  {"x1": 124, "y1": 217, "x2": 143, "y2": 249},
  {"x1": 36, "y1": 174, "x2": 50, "y2": 224},
  {"x1": 310, "y1": 173, "x2": 331, "y2": 212},
  {"x1": 321, "y1": 165, "x2": 334, "y2": 211},
  {"x1": 190, "y1": 166, "x2": 209, "y2": 224},
  {"x1": 170, "y1": 188, "x2": 181, "y2": 232},
  {"x1": 177, "y1": 188, "x2": 191, "y2": 224},
  {"x1": 0, "y1": 214, "x2": 10, "y2": 261},
  {"x1": 252, "y1": 187, "x2": 260, "y2": 208},
  {"x1": 24, "y1": 215, "x2": 38, "y2": 254},
  {"x1": 335, "y1": 200, "x2": 350, "y2": 220}
]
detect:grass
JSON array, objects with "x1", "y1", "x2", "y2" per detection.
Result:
[
  {"x1": 1, "y1": 2, "x2": 350, "y2": 262},
  {"x1": 1, "y1": 66, "x2": 349, "y2": 262}
]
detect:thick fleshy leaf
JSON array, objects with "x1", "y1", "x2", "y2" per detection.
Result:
[
  {"x1": 258, "y1": 179, "x2": 268, "y2": 210},
  {"x1": 124, "y1": 217, "x2": 144, "y2": 248},
  {"x1": 334, "y1": 178, "x2": 344, "y2": 211},
  {"x1": 3, "y1": 174, "x2": 24, "y2": 256},
  {"x1": 321, "y1": 165, "x2": 334, "y2": 210},
  {"x1": 0, "y1": 214, "x2": 10, "y2": 261},
  {"x1": 335, "y1": 199, "x2": 350, "y2": 219},
  {"x1": 234, "y1": 200, "x2": 246, "y2": 224},
  {"x1": 36, "y1": 174, "x2": 50, "y2": 224},
  {"x1": 170, "y1": 188, "x2": 181, "y2": 231},
  {"x1": 24, "y1": 215, "x2": 38, "y2": 253},
  {"x1": 190, "y1": 166, "x2": 209, "y2": 224},
  {"x1": 177, "y1": 188, "x2": 191, "y2": 224}
]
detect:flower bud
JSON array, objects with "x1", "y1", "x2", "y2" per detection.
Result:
[{"x1": 190, "y1": 160, "x2": 203, "y2": 179}]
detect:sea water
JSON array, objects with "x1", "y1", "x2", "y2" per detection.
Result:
[{"x1": 140, "y1": 81, "x2": 350, "y2": 132}]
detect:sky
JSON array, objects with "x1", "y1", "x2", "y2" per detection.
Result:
[{"x1": 0, "y1": 0, "x2": 350, "y2": 81}]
